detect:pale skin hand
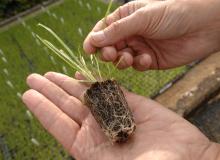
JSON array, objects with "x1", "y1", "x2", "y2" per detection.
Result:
[
  {"x1": 83, "y1": 0, "x2": 220, "y2": 70},
  {"x1": 22, "y1": 72, "x2": 220, "y2": 160}
]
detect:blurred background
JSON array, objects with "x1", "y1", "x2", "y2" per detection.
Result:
[{"x1": 0, "y1": 0, "x2": 189, "y2": 159}]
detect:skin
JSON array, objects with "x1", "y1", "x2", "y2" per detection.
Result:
[
  {"x1": 22, "y1": 0, "x2": 220, "y2": 159},
  {"x1": 23, "y1": 72, "x2": 220, "y2": 160},
  {"x1": 83, "y1": 0, "x2": 220, "y2": 70}
]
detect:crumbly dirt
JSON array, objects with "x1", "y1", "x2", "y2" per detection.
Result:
[{"x1": 84, "y1": 80, "x2": 136, "y2": 143}]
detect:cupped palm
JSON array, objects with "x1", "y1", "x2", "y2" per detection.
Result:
[{"x1": 22, "y1": 72, "x2": 211, "y2": 160}]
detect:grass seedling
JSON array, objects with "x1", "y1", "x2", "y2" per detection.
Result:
[{"x1": 35, "y1": 0, "x2": 136, "y2": 143}]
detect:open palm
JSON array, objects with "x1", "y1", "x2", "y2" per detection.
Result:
[{"x1": 22, "y1": 72, "x2": 215, "y2": 160}]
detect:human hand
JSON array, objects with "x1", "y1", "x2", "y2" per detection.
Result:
[
  {"x1": 22, "y1": 72, "x2": 220, "y2": 160},
  {"x1": 84, "y1": 0, "x2": 220, "y2": 71}
]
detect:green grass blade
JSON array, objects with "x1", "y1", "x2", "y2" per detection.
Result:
[
  {"x1": 38, "y1": 24, "x2": 78, "y2": 61},
  {"x1": 106, "y1": 63, "x2": 111, "y2": 79},
  {"x1": 94, "y1": 55, "x2": 102, "y2": 81},
  {"x1": 37, "y1": 25, "x2": 97, "y2": 82},
  {"x1": 37, "y1": 35, "x2": 78, "y2": 69},
  {"x1": 90, "y1": 55, "x2": 94, "y2": 65},
  {"x1": 109, "y1": 56, "x2": 124, "y2": 78},
  {"x1": 105, "y1": 0, "x2": 114, "y2": 18},
  {"x1": 77, "y1": 48, "x2": 96, "y2": 81},
  {"x1": 37, "y1": 35, "x2": 96, "y2": 81}
]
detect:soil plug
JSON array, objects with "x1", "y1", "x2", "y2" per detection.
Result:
[{"x1": 84, "y1": 80, "x2": 136, "y2": 143}]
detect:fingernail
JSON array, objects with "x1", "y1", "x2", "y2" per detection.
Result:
[
  {"x1": 91, "y1": 31, "x2": 105, "y2": 42},
  {"x1": 83, "y1": 40, "x2": 96, "y2": 53},
  {"x1": 27, "y1": 74, "x2": 38, "y2": 83}
]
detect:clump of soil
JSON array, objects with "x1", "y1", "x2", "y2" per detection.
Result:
[{"x1": 84, "y1": 80, "x2": 136, "y2": 143}]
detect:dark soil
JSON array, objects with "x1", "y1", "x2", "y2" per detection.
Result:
[{"x1": 84, "y1": 80, "x2": 136, "y2": 143}]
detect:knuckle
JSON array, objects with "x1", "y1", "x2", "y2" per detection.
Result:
[
  {"x1": 135, "y1": 9, "x2": 145, "y2": 18},
  {"x1": 33, "y1": 98, "x2": 47, "y2": 113},
  {"x1": 118, "y1": 6, "x2": 124, "y2": 18},
  {"x1": 60, "y1": 77, "x2": 69, "y2": 88},
  {"x1": 127, "y1": 1, "x2": 136, "y2": 14},
  {"x1": 40, "y1": 82, "x2": 53, "y2": 93},
  {"x1": 105, "y1": 15, "x2": 113, "y2": 25},
  {"x1": 47, "y1": 112, "x2": 63, "y2": 131},
  {"x1": 57, "y1": 92, "x2": 69, "y2": 107},
  {"x1": 60, "y1": 96, "x2": 74, "y2": 108},
  {"x1": 90, "y1": 33, "x2": 98, "y2": 44},
  {"x1": 90, "y1": 31, "x2": 105, "y2": 45},
  {"x1": 110, "y1": 21, "x2": 121, "y2": 34},
  {"x1": 44, "y1": 71, "x2": 54, "y2": 78}
]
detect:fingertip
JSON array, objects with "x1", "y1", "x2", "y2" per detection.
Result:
[
  {"x1": 44, "y1": 71, "x2": 55, "y2": 79},
  {"x1": 139, "y1": 56, "x2": 149, "y2": 66},
  {"x1": 74, "y1": 71, "x2": 80, "y2": 79},
  {"x1": 22, "y1": 89, "x2": 39, "y2": 107},
  {"x1": 123, "y1": 52, "x2": 133, "y2": 66},
  {"x1": 100, "y1": 46, "x2": 117, "y2": 62},
  {"x1": 74, "y1": 71, "x2": 84, "y2": 80},
  {"x1": 26, "y1": 73, "x2": 40, "y2": 86},
  {"x1": 83, "y1": 37, "x2": 97, "y2": 54},
  {"x1": 133, "y1": 54, "x2": 152, "y2": 71},
  {"x1": 22, "y1": 89, "x2": 32, "y2": 102},
  {"x1": 116, "y1": 51, "x2": 133, "y2": 69},
  {"x1": 90, "y1": 31, "x2": 105, "y2": 44}
]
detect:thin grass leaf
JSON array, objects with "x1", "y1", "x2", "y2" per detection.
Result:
[
  {"x1": 36, "y1": 25, "x2": 97, "y2": 82},
  {"x1": 109, "y1": 56, "x2": 124, "y2": 78},
  {"x1": 37, "y1": 35, "x2": 96, "y2": 81},
  {"x1": 77, "y1": 47, "x2": 95, "y2": 79},
  {"x1": 106, "y1": 63, "x2": 111, "y2": 79},
  {"x1": 37, "y1": 36, "x2": 69, "y2": 63},
  {"x1": 37, "y1": 35, "x2": 78, "y2": 68},
  {"x1": 105, "y1": 0, "x2": 114, "y2": 18},
  {"x1": 90, "y1": 55, "x2": 94, "y2": 65},
  {"x1": 94, "y1": 55, "x2": 102, "y2": 81},
  {"x1": 38, "y1": 24, "x2": 77, "y2": 61},
  {"x1": 39, "y1": 38, "x2": 78, "y2": 70},
  {"x1": 115, "y1": 56, "x2": 124, "y2": 68}
]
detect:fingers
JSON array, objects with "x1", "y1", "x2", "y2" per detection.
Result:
[
  {"x1": 133, "y1": 54, "x2": 152, "y2": 71},
  {"x1": 22, "y1": 89, "x2": 79, "y2": 151},
  {"x1": 89, "y1": 11, "x2": 143, "y2": 48},
  {"x1": 44, "y1": 72, "x2": 88, "y2": 101},
  {"x1": 83, "y1": 1, "x2": 146, "y2": 54},
  {"x1": 100, "y1": 46, "x2": 134, "y2": 69},
  {"x1": 116, "y1": 49, "x2": 134, "y2": 69},
  {"x1": 83, "y1": 19, "x2": 106, "y2": 54},
  {"x1": 75, "y1": 71, "x2": 85, "y2": 80},
  {"x1": 26, "y1": 73, "x2": 89, "y2": 125},
  {"x1": 100, "y1": 46, "x2": 117, "y2": 62},
  {"x1": 104, "y1": 1, "x2": 143, "y2": 25}
]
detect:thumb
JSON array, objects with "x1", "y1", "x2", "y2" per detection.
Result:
[{"x1": 89, "y1": 10, "x2": 143, "y2": 47}]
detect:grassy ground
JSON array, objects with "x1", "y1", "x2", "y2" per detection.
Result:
[{"x1": 0, "y1": 0, "x2": 186, "y2": 159}]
